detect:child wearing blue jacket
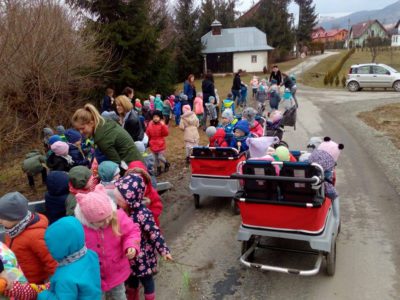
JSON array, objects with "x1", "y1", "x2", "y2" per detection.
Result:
[
  {"x1": 218, "y1": 109, "x2": 235, "y2": 145},
  {"x1": 173, "y1": 96, "x2": 182, "y2": 126},
  {"x1": 38, "y1": 216, "x2": 101, "y2": 300},
  {"x1": 230, "y1": 120, "x2": 250, "y2": 153},
  {"x1": 64, "y1": 129, "x2": 89, "y2": 167}
]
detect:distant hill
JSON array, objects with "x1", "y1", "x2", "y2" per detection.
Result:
[{"x1": 319, "y1": 0, "x2": 400, "y2": 29}]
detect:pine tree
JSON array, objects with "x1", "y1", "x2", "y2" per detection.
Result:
[
  {"x1": 295, "y1": 0, "x2": 318, "y2": 47},
  {"x1": 215, "y1": 0, "x2": 238, "y2": 29},
  {"x1": 239, "y1": 0, "x2": 295, "y2": 57},
  {"x1": 66, "y1": 0, "x2": 176, "y2": 96},
  {"x1": 175, "y1": 0, "x2": 203, "y2": 81},
  {"x1": 199, "y1": 0, "x2": 216, "y2": 37}
]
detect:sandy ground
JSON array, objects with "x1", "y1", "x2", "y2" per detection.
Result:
[{"x1": 153, "y1": 54, "x2": 400, "y2": 299}]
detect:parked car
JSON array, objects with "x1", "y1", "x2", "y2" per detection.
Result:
[{"x1": 346, "y1": 63, "x2": 400, "y2": 92}]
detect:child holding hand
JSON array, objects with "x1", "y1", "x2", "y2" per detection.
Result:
[
  {"x1": 75, "y1": 185, "x2": 141, "y2": 299},
  {"x1": 114, "y1": 174, "x2": 172, "y2": 300}
]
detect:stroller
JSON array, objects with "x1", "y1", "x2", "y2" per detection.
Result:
[
  {"x1": 189, "y1": 147, "x2": 246, "y2": 210},
  {"x1": 282, "y1": 106, "x2": 297, "y2": 130},
  {"x1": 231, "y1": 159, "x2": 340, "y2": 276}
]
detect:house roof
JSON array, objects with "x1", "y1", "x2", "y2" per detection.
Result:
[
  {"x1": 350, "y1": 20, "x2": 387, "y2": 39},
  {"x1": 201, "y1": 27, "x2": 273, "y2": 54},
  {"x1": 325, "y1": 29, "x2": 348, "y2": 37},
  {"x1": 237, "y1": 1, "x2": 262, "y2": 23}
]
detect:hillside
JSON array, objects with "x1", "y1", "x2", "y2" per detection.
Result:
[{"x1": 319, "y1": 0, "x2": 400, "y2": 29}]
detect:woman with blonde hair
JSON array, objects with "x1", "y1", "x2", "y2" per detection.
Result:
[
  {"x1": 72, "y1": 104, "x2": 142, "y2": 166},
  {"x1": 115, "y1": 95, "x2": 144, "y2": 142}
]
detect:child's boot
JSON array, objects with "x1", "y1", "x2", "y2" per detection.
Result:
[
  {"x1": 164, "y1": 162, "x2": 170, "y2": 172},
  {"x1": 126, "y1": 287, "x2": 140, "y2": 300},
  {"x1": 144, "y1": 292, "x2": 155, "y2": 300}
]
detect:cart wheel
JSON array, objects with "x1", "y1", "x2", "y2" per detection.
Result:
[
  {"x1": 194, "y1": 194, "x2": 200, "y2": 209},
  {"x1": 231, "y1": 199, "x2": 240, "y2": 215},
  {"x1": 241, "y1": 237, "x2": 255, "y2": 261},
  {"x1": 326, "y1": 239, "x2": 336, "y2": 276}
]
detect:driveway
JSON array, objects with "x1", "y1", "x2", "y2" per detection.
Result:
[{"x1": 155, "y1": 54, "x2": 400, "y2": 299}]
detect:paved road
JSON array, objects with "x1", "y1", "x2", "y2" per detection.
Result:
[{"x1": 156, "y1": 54, "x2": 400, "y2": 300}]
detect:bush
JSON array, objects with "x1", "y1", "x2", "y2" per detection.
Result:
[
  {"x1": 341, "y1": 74, "x2": 347, "y2": 88},
  {"x1": 324, "y1": 74, "x2": 329, "y2": 86},
  {"x1": 0, "y1": 1, "x2": 109, "y2": 154},
  {"x1": 335, "y1": 75, "x2": 340, "y2": 87},
  {"x1": 323, "y1": 49, "x2": 355, "y2": 86}
]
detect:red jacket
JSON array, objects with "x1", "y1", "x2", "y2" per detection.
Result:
[
  {"x1": 146, "y1": 121, "x2": 169, "y2": 153},
  {"x1": 210, "y1": 128, "x2": 228, "y2": 147},
  {"x1": 6, "y1": 214, "x2": 57, "y2": 284},
  {"x1": 250, "y1": 120, "x2": 264, "y2": 137},
  {"x1": 128, "y1": 161, "x2": 163, "y2": 227}
]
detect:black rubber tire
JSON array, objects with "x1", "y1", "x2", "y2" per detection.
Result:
[
  {"x1": 194, "y1": 194, "x2": 200, "y2": 209},
  {"x1": 326, "y1": 239, "x2": 336, "y2": 276},
  {"x1": 347, "y1": 81, "x2": 360, "y2": 92},
  {"x1": 231, "y1": 199, "x2": 240, "y2": 215},
  {"x1": 393, "y1": 80, "x2": 400, "y2": 92}
]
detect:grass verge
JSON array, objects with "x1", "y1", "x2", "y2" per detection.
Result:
[{"x1": 358, "y1": 103, "x2": 400, "y2": 149}]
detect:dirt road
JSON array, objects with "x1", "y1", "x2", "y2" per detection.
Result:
[{"x1": 155, "y1": 54, "x2": 400, "y2": 299}]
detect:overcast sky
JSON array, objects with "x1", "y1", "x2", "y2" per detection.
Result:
[{"x1": 237, "y1": 0, "x2": 399, "y2": 17}]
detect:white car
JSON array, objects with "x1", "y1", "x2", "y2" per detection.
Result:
[{"x1": 346, "y1": 63, "x2": 400, "y2": 92}]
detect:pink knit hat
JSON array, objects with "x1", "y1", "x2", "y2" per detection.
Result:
[
  {"x1": 51, "y1": 141, "x2": 69, "y2": 156},
  {"x1": 76, "y1": 185, "x2": 113, "y2": 223},
  {"x1": 317, "y1": 137, "x2": 344, "y2": 162},
  {"x1": 182, "y1": 105, "x2": 191, "y2": 113}
]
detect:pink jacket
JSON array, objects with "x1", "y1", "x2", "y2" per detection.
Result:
[
  {"x1": 193, "y1": 97, "x2": 204, "y2": 115},
  {"x1": 75, "y1": 207, "x2": 141, "y2": 291},
  {"x1": 250, "y1": 120, "x2": 264, "y2": 137}
]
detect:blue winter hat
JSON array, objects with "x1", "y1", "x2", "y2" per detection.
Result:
[
  {"x1": 64, "y1": 129, "x2": 82, "y2": 144},
  {"x1": 48, "y1": 135, "x2": 62, "y2": 145},
  {"x1": 234, "y1": 120, "x2": 250, "y2": 135},
  {"x1": 98, "y1": 161, "x2": 120, "y2": 183}
]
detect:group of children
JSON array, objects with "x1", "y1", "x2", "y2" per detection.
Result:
[
  {"x1": 2, "y1": 149, "x2": 172, "y2": 299},
  {"x1": 250, "y1": 75, "x2": 297, "y2": 114}
]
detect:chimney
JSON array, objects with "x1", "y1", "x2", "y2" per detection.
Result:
[{"x1": 211, "y1": 20, "x2": 222, "y2": 36}]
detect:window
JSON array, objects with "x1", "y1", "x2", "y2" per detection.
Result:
[
  {"x1": 372, "y1": 66, "x2": 389, "y2": 75},
  {"x1": 251, "y1": 55, "x2": 257, "y2": 63},
  {"x1": 357, "y1": 66, "x2": 371, "y2": 74}
]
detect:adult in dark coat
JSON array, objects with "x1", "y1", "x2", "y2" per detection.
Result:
[
  {"x1": 115, "y1": 95, "x2": 144, "y2": 142},
  {"x1": 183, "y1": 74, "x2": 196, "y2": 109},
  {"x1": 231, "y1": 69, "x2": 242, "y2": 105},
  {"x1": 101, "y1": 88, "x2": 114, "y2": 113},
  {"x1": 201, "y1": 71, "x2": 216, "y2": 129},
  {"x1": 45, "y1": 171, "x2": 69, "y2": 224},
  {"x1": 269, "y1": 65, "x2": 282, "y2": 85}
]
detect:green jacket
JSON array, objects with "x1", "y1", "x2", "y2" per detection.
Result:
[
  {"x1": 22, "y1": 150, "x2": 46, "y2": 175},
  {"x1": 94, "y1": 119, "x2": 142, "y2": 164}
]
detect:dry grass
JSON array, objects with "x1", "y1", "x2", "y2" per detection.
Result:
[{"x1": 358, "y1": 103, "x2": 400, "y2": 149}]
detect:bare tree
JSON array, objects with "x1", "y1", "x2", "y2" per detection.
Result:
[{"x1": 0, "y1": 0, "x2": 110, "y2": 154}]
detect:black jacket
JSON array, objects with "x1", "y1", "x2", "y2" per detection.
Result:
[
  {"x1": 68, "y1": 144, "x2": 89, "y2": 167},
  {"x1": 202, "y1": 79, "x2": 215, "y2": 105},
  {"x1": 123, "y1": 110, "x2": 144, "y2": 142},
  {"x1": 269, "y1": 71, "x2": 282, "y2": 85},
  {"x1": 46, "y1": 153, "x2": 72, "y2": 172},
  {"x1": 232, "y1": 74, "x2": 241, "y2": 90}
]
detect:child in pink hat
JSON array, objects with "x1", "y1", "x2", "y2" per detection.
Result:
[
  {"x1": 46, "y1": 141, "x2": 73, "y2": 172},
  {"x1": 74, "y1": 185, "x2": 141, "y2": 299}
]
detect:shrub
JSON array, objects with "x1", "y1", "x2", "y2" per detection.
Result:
[
  {"x1": 341, "y1": 74, "x2": 347, "y2": 88},
  {"x1": 335, "y1": 75, "x2": 340, "y2": 87}
]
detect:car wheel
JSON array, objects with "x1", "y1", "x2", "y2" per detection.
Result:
[
  {"x1": 393, "y1": 81, "x2": 400, "y2": 92},
  {"x1": 347, "y1": 81, "x2": 360, "y2": 92}
]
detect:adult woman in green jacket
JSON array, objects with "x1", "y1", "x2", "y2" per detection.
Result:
[{"x1": 72, "y1": 104, "x2": 142, "y2": 165}]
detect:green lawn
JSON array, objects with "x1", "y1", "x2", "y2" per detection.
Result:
[{"x1": 301, "y1": 48, "x2": 400, "y2": 89}]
